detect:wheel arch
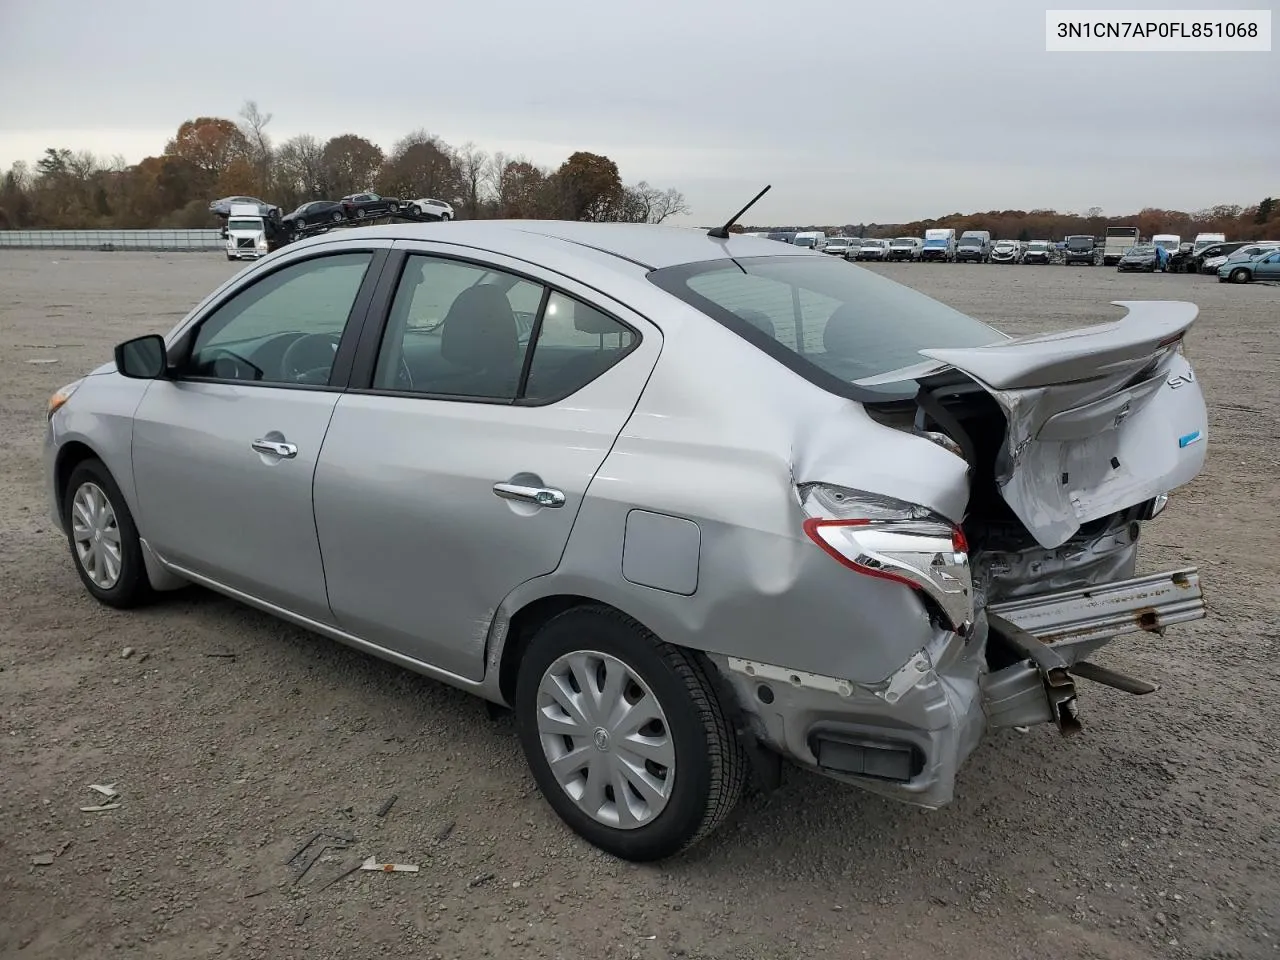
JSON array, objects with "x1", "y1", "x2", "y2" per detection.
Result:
[{"x1": 54, "y1": 440, "x2": 102, "y2": 528}]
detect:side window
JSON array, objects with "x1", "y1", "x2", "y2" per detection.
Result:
[
  {"x1": 522, "y1": 292, "x2": 637, "y2": 402},
  {"x1": 373, "y1": 255, "x2": 544, "y2": 399},
  {"x1": 186, "y1": 252, "x2": 372, "y2": 385}
]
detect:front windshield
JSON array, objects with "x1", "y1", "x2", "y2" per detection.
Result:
[
  {"x1": 1127, "y1": 245, "x2": 1155, "y2": 255},
  {"x1": 794, "y1": 237, "x2": 816, "y2": 247},
  {"x1": 227, "y1": 218, "x2": 262, "y2": 231},
  {"x1": 958, "y1": 237, "x2": 982, "y2": 246},
  {"x1": 1067, "y1": 237, "x2": 1092, "y2": 250},
  {"x1": 648, "y1": 255, "x2": 1003, "y2": 399},
  {"x1": 864, "y1": 239, "x2": 886, "y2": 248},
  {"x1": 1027, "y1": 242, "x2": 1049, "y2": 250},
  {"x1": 994, "y1": 241, "x2": 1017, "y2": 250}
]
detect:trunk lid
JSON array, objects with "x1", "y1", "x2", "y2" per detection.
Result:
[{"x1": 910, "y1": 301, "x2": 1207, "y2": 549}]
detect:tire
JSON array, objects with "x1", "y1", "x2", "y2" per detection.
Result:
[
  {"x1": 440, "y1": 213, "x2": 451, "y2": 222},
  {"x1": 1230, "y1": 268, "x2": 1250, "y2": 284},
  {"x1": 355, "y1": 208, "x2": 366, "y2": 219},
  {"x1": 331, "y1": 211, "x2": 343, "y2": 223},
  {"x1": 387, "y1": 202, "x2": 399, "y2": 214},
  {"x1": 63, "y1": 458, "x2": 153, "y2": 609},
  {"x1": 514, "y1": 605, "x2": 746, "y2": 862}
]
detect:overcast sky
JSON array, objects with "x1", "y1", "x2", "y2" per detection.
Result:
[{"x1": 0, "y1": 0, "x2": 1273, "y2": 224}]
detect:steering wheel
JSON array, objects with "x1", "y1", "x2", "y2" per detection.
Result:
[{"x1": 281, "y1": 333, "x2": 341, "y2": 384}]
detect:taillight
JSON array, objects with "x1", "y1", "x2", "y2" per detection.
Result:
[{"x1": 800, "y1": 485, "x2": 975, "y2": 634}]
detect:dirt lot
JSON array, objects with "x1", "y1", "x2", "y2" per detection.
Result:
[{"x1": 2, "y1": 250, "x2": 1277, "y2": 960}]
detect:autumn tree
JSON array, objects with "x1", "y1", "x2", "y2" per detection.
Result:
[
  {"x1": 377, "y1": 130, "x2": 459, "y2": 201},
  {"x1": 490, "y1": 158, "x2": 550, "y2": 218},
  {"x1": 1256, "y1": 197, "x2": 1274, "y2": 224},
  {"x1": 551, "y1": 151, "x2": 623, "y2": 221},
  {"x1": 164, "y1": 118, "x2": 250, "y2": 183},
  {"x1": 321, "y1": 134, "x2": 384, "y2": 198}
]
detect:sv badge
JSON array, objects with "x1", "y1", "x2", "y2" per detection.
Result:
[{"x1": 1167, "y1": 370, "x2": 1195, "y2": 389}]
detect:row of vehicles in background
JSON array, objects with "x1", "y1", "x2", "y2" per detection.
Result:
[
  {"x1": 209, "y1": 193, "x2": 456, "y2": 261},
  {"x1": 756, "y1": 227, "x2": 1278, "y2": 282}
]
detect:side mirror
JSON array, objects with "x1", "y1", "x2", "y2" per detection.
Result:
[{"x1": 114, "y1": 334, "x2": 168, "y2": 379}]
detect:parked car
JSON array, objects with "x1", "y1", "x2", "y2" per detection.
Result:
[
  {"x1": 410, "y1": 198, "x2": 454, "y2": 221},
  {"x1": 1218, "y1": 248, "x2": 1280, "y2": 283},
  {"x1": 1184, "y1": 241, "x2": 1249, "y2": 273},
  {"x1": 822, "y1": 237, "x2": 854, "y2": 258},
  {"x1": 856, "y1": 238, "x2": 890, "y2": 260},
  {"x1": 340, "y1": 193, "x2": 403, "y2": 219},
  {"x1": 840, "y1": 238, "x2": 864, "y2": 260},
  {"x1": 1063, "y1": 235, "x2": 1100, "y2": 266},
  {"x1": 1021, "y1": 240, "x2": 1054, "y2": 264},
  {"x1": 1117, "y1": 244, "x2": 1161, "y2": 272},
  {"x1": 44, "y1": 222, "x2": 1208, "y2": 862},
  {"x1": 955, "y1": 230, "x2": 992, "y2": 263},
  {"x1": 209, "y1": 196, "x2": 281, "y2": 219},
  {"x1": 887, "y1": 237, "x2": 922, "y2": 261},
  {"x1": 990, "y1": 240, "x2": 1022, "y2": 264},
  {"x1": 282, "y1": 200, "x2": 347, "y2": 235},
  {"x1": 1206, "y1": 242, "x2": 1280, "y2": 275}
]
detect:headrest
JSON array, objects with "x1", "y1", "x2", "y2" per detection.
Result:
[
  {"x1": 440, "y1": 285, "x2": 518, "y2": 369},
  {"x1": 735, "y1": 308, "x2": 776, "y2": 339},
  {"x1": 572, "y1": 299, "x2": 620, "y2": 335},
  {"x1": 822, "y1": 304, "x2": 863, "y2": 357}
]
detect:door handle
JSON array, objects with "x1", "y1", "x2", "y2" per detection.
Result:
[
  {"x1": 251, "y1": 438, "x2": 298, "y2": 458},
  {"x1": 492, "y1": 482, "x2": 566, "y2": 508}
]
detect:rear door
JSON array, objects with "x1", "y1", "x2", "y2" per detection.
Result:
[{"x1": 312, "y1": 244, "x2": 661, "y2": 680}]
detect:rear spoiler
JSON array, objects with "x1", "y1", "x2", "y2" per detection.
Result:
[{"x1": 918, "y1": 301, "x2": 1198, "y2": 390}]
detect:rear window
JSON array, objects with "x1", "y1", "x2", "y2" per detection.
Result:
[{"x1": 647, "y1": 256, "x2": 1003, "y2": 400}]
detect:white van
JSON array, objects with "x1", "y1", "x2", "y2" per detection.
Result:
[
  {"x1": 1192, "y1": 232, "x2": 1226, "y2": 254},
  {"x1": 956, "y1": 230, "x2": 992, "y2": 263},
  {"x1": 792, "y1": 231, "x2": 827, "y2": 251},
  {"x1": 1152, "y1": 234, "x2": 1181, "y2": 254}
]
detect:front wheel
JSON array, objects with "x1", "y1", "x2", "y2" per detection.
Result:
[
  {"x1": 440, "y1": 213, "x2": 451, "y2": 221},
  {"x1": 63, "y1": 459, "x2": 153, "y2": 608},
  {"x1": 515, "y1": 606, "x2": 746, "y2": 862},
  {"x1": 1230, "y1": 268, "x2": 1251, "y2": 283},
  {"x1": 331, "y1": 211, "x2": 344, "y2": 223}
]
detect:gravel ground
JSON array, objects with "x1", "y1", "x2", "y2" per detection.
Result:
[{"x1": 2, "y1": 250, "x2": 1277, "y2": 960}]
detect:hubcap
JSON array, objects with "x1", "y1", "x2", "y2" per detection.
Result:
[
  {"x1": 71, "y1": 481, "x2": 122, "y2": 589},
  {"x1": 536, "y1": 650, "x2": 675, "y2": 830}
]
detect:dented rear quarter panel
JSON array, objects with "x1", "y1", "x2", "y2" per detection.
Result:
[{"x1": 496, "y1": 302, "x2": 971, "y2": 686}]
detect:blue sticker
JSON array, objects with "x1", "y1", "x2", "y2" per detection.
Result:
[{"x1": 1178, "y1": 430, "x2": 1202, "y2": 448}]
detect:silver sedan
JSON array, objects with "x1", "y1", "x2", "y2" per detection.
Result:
[{"x1": 45, "y1": 221, "x2": 1209, "y2": 861}]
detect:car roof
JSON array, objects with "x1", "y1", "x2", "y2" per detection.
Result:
[{"x1": 296, "y1": 220, "x2": 807, "y2": 270}]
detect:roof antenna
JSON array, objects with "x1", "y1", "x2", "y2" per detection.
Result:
[{"x1": 706, "y1": 184, "x2": 771, "y2": 239}]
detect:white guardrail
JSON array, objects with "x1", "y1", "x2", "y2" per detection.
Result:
[{"x1": 0, "y1": 229, "x2": 224, "y2": 251}]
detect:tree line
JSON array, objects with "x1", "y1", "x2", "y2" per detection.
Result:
[
  {"x1": 0, "y1": 101, "x2": 690, "y2": 230},
  {"x1": 747, "y1": 199, "x2": 1279, "y2": 243}
]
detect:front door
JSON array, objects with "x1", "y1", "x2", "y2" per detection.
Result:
[
  {"x1": 130, "y1": 249, "x2": 382, "y2": 622},
  {"x1": 1256, "y1": 251, "x2": 1280, "y2": 280},
  {"x1": 312, "y1": 247, "x2": 661, "y2": 680}
]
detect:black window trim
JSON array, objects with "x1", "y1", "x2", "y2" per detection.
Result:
[
  {"x1": 345, "y1": 247, "x2": 642, "y2": 407},
  {"x1": 165, "y1": 247, "x2": 391, "y2": 393},
  {"x1": 647, "y1": 254, "x2": 962, "y2": 405}
]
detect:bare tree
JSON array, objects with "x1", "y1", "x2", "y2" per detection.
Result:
[
  {"x1": 455, "y1": 142, "x2": 488, "y2": 219},
  {"x1": 239, "y1": 100, "x2": 274, "y2": 194}
]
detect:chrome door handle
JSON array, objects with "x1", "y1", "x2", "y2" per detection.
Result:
[
  {"x1": 492, "y1": 482, "x2": 566, "y2": 508},
  {"x1": 251, "y1": 438, "x2": 298, "y2": 458}
]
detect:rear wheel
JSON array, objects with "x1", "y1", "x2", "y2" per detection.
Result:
[
  {"x1": 356, "y1": 208, "x2": 366, "y2": 219},
  {"x1": 63, "y1": 459, "x2": 152, "y2": 609},
  {"x1": 515, "y1": 606, "x2": 745, "y2": 862},
  {"x1": 440, "y1": 213, "x2": 451, "y2": 221},
  {"x1": 387, "y1": 202, "x2": 399, "y2": 214}
]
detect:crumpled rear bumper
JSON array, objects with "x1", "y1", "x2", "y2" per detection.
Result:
[{"x1": 712, "y1": 567, "x2": 1206, "y2": 807}]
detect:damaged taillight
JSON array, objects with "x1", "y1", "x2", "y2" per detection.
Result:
[{"x1": 800, "y1": 486, "x2": 975, "y2": 634}]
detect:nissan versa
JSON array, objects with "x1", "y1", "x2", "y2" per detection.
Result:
[{"x1": 44, "y1": 221, "x2": 1209, "y2": 861}]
